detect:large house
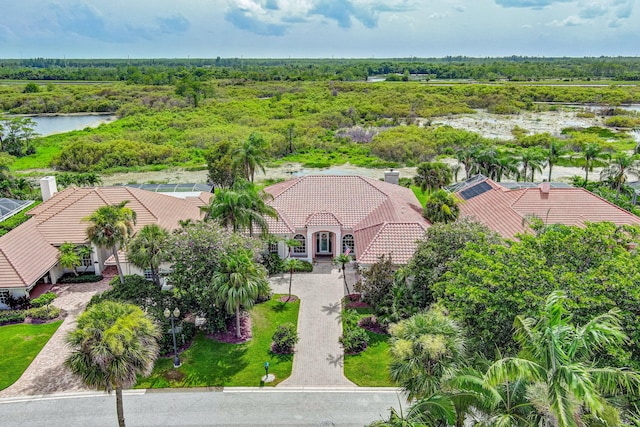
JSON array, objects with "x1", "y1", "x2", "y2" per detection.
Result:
[
  {"x1": 263, "y1": 173, "x2": 430, "y2": 265},
  {"x1": 0, "y1": 177, "x2": 211, "y2": 305},
  {"x1": 450, "y1": 175, "x2": 640, "y2": 238}
]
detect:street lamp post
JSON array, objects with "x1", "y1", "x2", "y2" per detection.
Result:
[{"x1": 164, "y1": 307, "x2": 181, "y2": 368}]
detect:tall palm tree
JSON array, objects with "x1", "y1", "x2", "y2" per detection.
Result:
[
  {"x1": 201, "y1": 181, "x2": 277, "y2": 237},
  {"x1": 389, "y1": 308, "x2": 466, "y2": 400},
  {"x1": 84, "y1": 201, "x2": 137, "y2": 285},
  {"x1": 582, "y1": 143, "x2": 607, "y2": 183},
  {"x1": 65, "y1": 301, "x2": 160, "y2": 427},
  {"x1": 126, "y1": 224, "x2": 170, "y2": 287},
  {"x1": 333, "y1": 253, "x2": 352, "y2": 294},
  {"x1": 600, "y1": 153, "x2": 640, "y2": 200},
  {"x1": 519, "y1": 147, "x2": 546, "y2": 182},
  {"x1": 212, "y1": 248, "x2": 269, "y2": 338},
  {"x1": 546, "y1": 140, "x2": 565, "y2": 182},
  {"x1": 485, "y1": 291, "x2": 640, "y2": 427},
  {"x1": 232, "y1": 133, "x2": 268, "y2": 182},
  {"x1": 283, "y1": 257, "x2": 302, "y2": 302}
]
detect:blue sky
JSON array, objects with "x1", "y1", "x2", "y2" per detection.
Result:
[{"x1": 0, "y1": 0, "x2": 638, "y2": 58}]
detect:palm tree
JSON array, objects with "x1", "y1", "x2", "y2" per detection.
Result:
[
  {"x1": 84, "y1": 201, "x2": 137, "y2": 285},
  {"x1": 333, "y1": 253, "x2": 352, "y2": 294},
  {"x1": 58, "y1": 242, "x2": 81, "y2": 276},
  {"x1": 65, "y1": 301, "x2": 160, "y2": 427},
  {"x1": 201, "y1": 181, "x2": 277, "y2": 237},
  {"x1": 600, "y1": 153, "x2": 640, "y2": 200},
  {"x1": 212, "y1": 248, "x2": 269, "y2": 339},
  {"x1": 389, "y1": 308, "x2": 466, "y2": 400},
  {"x1": 283, "y1": 258, "x2": 302, "y2": 302},
  {"x1": 485, "y1": 291, "x2": 640, "y2": 427},
  {"x1": 546, "y1": 140, "x2": 565, "y2": 182},
  {"x1": 413, "y1": 162, "x2": 452, "y2": 193},
  {"x1": 519, "y1": 147, "x2": 546, "y2": 182},
  {"x1": 581, "y1": 143, "x2": 608, "y2": 183},
  {"x1": 423, "y1": 190, "x2": 460, "y2": 224},
  {"x1": 232, "y1": 133, "x2": 268, "y2": 182},
  {"x1": 126, "y1": 224, "x2": 170, "y2": 287}
]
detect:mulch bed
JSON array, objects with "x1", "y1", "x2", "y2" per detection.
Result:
[
  {"x1": 278, "y1": 295, "x2": 299, "y2": 303},
  {"x1": 344, "y1": 293, "x2": 370, "y2": 309},
  {"x1": 358, "y1": 316, "x2": 389, "y2": 335},
  {"x1": 209, "y1": 313, "x2": 252, "y2": 344}
]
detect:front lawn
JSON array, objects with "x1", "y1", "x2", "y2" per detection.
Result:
[
  {"x1": 137, "y1": 295, "x2": 300, "y2": 388},
  {"x1": 344, "y1": 330, "x2": 394, "y2": 387},
  {"x1": 0, "y1": 321, "x2": 63, "y2": 390}
]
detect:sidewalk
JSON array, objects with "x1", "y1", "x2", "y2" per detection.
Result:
[
  {"x1": 0, "y1": 271, "x2": 114, "y2": 398},
  {"x1": 270, "y1": 261, "x2": 356, "y2": 387}
]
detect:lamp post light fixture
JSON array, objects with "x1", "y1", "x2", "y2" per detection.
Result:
[{"x1": 164, "y1": 307, "x2": 181, "y2": 368}]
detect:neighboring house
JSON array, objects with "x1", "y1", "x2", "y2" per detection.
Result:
[
  {"x1": 0, "y1": 176, "x2": 211, "y2": 306},
  {"x1": 450, "y1": 175, "x2": 640, "y2": 238},
  {"x1": 263, "y1": 173, "x2": 430, "y2": 266}
]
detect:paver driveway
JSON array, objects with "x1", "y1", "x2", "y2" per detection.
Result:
[
  {"x1": 270, "y1": 261, "x2": 357, "y2": 387},
  {"x1": 0, "y1": 273, "x2": 113, "y2": 398}
]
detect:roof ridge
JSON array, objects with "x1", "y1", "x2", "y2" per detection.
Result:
[
  {"x1": 508, "y1": 187, "x2": 529, "y2": 207},
  {"x1": 124, "y1": 187, "x2": 158, "y2": 222},
  {"x1": 30, "y1": 187, "x2": 79, "y2": 220},
  {"x1": 577, "y1": 187, "x2": 640, "y2": 219},
  {"x1": 358, "y1": 222, "x2": 388, "y2": 258}
]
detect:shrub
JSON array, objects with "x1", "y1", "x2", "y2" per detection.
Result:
[
  {"x1": 59, "y1": 274, "x2": 103, "y2": 284},
  {"x1": 7, "y1": 294, "x2": 31, "y2": 310},
  {"x1": 358, "y1": 315, "x2": 388, "y2": 334},
  {"x1": 604, "y1": 116, "x2": 638, "y2": 128},
  {"x1": 295, "y1": 260, "x2": 313, "y2": 273},
  {"x1": 0, "y1": 310, "x2": 26, "y2": 325},
  {"x1": 271, "y1": 322, "x2": 299, "y2": 354},
  {"x1": 340, "y1": 327, "x2": 369, "y2": 354},
  {"x1": 26, "y1": 306, "x2": 61, "y2": 321},
  {"x1": 261, "y1": 252, "x2": 284, "y2": 275},
  {"x1": 30, "y1": 292, "x2": 57, "y2": 308}
]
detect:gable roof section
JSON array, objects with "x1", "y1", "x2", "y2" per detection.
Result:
[
  {"x1": 456, "y1": 176, "x2": 640, "y2": 238},
  {"x1": 306, "y1": 211, "x2": 343, "y2": 227},
  {"x1": 355, "y1": 222, "x2": 428, "y2": 265},
  {"x1": 0, "y1": 220, "x2": 59, "y2": 288},
  {"x1": 1, "y1": 186, "x2": 211, "y2": 289},
  {"x1": 29, "y1": 186, "x2": 209, "y2": 245}
]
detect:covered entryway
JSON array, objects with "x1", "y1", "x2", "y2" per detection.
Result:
[{"x1": 314, "y1": 231, "x2": 335, "y2": 259}]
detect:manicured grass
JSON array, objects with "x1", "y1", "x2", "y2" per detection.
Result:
[
  {"x1": 136, "y1": 295, "x2": 299, "y2": 388},
  {"x1": 344, "y1": 330, "x2": 394, "y2": 387},
  {"x1": 0, "y1": 321, "x2": 63, "y2": 391}
]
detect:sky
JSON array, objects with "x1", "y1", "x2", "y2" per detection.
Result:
[{"x1": 0, "y1": 0, "x2": 638, "y2": 59}]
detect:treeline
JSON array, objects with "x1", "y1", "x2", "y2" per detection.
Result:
[{"x1": 2, "y1": 57, "x2": 640, "y2": 83}]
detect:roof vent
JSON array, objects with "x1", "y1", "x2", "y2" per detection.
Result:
[{"x1": 539, "y1": 182, "x2": 551, "y2": 194}]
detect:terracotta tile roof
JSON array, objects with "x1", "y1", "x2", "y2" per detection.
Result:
[
  {"x1": 264, "y1": 176, "x2": 430, "y2": 263},
  {"x1": 306, "y1": 211, "x2": 343, "y2": 227},
  {"x1": 456, "y1": 177, "x2": 640, "y2": 238},
  {"x1": 1, "y1": 187, "x2": 211, "y2": 289},
  {"x1": 355, "y1": 222, "x2": 428, "y2": 265},
  {"x1": 0, "y1": 220, "x2": 60, "y2": 288}
]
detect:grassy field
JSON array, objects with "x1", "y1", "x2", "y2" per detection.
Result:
[
  {"x1": 136, "y1": 295, "x2": 300, "y2": 388},
  {"x1": 0, "y1": 321, "x2": 63, "y2": 390}
]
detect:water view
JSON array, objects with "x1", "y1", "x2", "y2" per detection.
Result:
[{"x1": 28, "y1": 114, "x2": 116, "y2": 137}]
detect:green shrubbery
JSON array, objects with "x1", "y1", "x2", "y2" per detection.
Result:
[
  {"x1": 59, "y1": 274, "x2": 103, "y2": 284},
  {"x1": 271, "y1": 323, "x2": 298, "y2": 354},
  {"x1": 0, "y1": 310, "x2": 26, "y2": 325},
  {"x1": 26, "y1": 306, "x2": 61, "y2": 321},
  {"x1": 30, "y1": 292, "x2": 56, "y2": 308}
]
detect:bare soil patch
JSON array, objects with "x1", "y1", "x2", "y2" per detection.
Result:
[{"x1": 209, "y1": 313, "x2": 252, "y2": 344}]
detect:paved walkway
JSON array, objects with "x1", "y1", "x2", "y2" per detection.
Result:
[
  {"x1": 0, "y1": 272, "x2": 114, "y2": 398},
  {"x1": 270, "y1": 261, "x2": 357, "y2": 387}
]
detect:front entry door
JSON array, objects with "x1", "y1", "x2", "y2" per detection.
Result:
[{"x1": 317, "y1": 232, "x2": 331, "y2": 255}]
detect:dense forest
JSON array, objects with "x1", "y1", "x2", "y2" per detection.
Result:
[{"x1": 2, "y1": 57, "x2": 640, "y2": 83}]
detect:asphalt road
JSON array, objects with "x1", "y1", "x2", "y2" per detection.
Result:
[{"x1": 0, "y1": 388, "x2": 406, "y2": 427}]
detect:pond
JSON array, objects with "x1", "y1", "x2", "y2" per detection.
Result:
[{"x1": 27, "y1": 114, "x2": 117, "y2": 137}]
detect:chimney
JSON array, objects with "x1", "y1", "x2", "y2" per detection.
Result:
[
  {"x1": 40, "y1": 176, "x2": 58, "y2": 201},
  {"x1": 384, "y1": 169, "x2": 400, "y2": 185},
  {"x1": 539, "y1": 182, "x2": 551, "y2": 194}
]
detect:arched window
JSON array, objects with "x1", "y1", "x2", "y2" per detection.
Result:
[
  {"x1": 293, "y1": 234, "x2": 306, "y2": 254},
  {"x1": 342, "y1": 234, "x2": 355, "y2": 255}
]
